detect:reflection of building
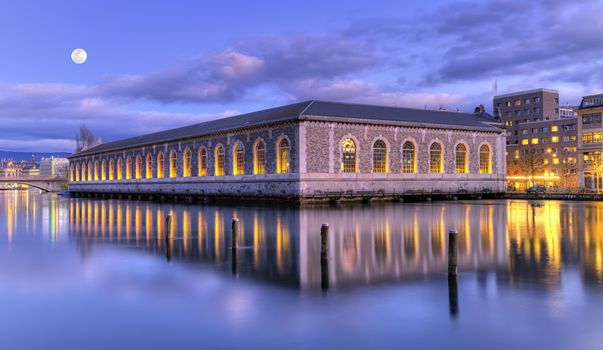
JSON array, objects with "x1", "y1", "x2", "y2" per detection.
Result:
[
  {"x1": 494, "y1": 89, "x2": 579, "y2": 190},
  {"x1": 40, "y1": 157, "x2": 69, "y2": 177},
  {"x1": 68, "y1": 100, "x2": 506, "y2": 201},
  {"x1": 577, "y1": 94, "x2": 603, "y2": 191}
]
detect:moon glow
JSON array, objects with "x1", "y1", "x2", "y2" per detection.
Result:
[{"x1": 71, "y1": 48, "x2": 88, "y2": 64}]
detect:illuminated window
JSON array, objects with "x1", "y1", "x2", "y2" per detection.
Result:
[
  {"x1": 87, "y1": 162, "x2": 92, "y2": 181},
  {"x1": 521, "y1": 139, "x2": 529, "y2": 145},
  {"x1": 531, "y1": 138, "x2": 539, "y2": 144},
  {"x1": 101, "y1": 160, "x2": 106, "y2": 180},
  {"x1": 169, "y1": 151, "x2": 177, "y2": 178},
  {"x1": 94, "y1": 161, "x2": 99, "y2": 180},
  {"x1": 135, "y1": 155, "x2": 142, "y2": 179},
  {"x1": 157, "y1": 152, "x2": 164, "y2": 178},
  {"x1": 582, "y1": 132, "x2": 603, "y2": 144},
  {"x1": 479, "y1": 144, "x2": 491, "y2": 174},
  {"x1": 117, "y1": 158, "x2": 123, "y2": 180},
  {"x1": 341, "y1": 138, "x2": 356, "y2": 173},
  {"x1": 198, "y1": 148, "x2": 207, "y2": 176},
  {"x1": 108, "y1": 159, "x2": 114, "y2": 180},
  {"x1": 277, "y1": 138, "x2": 290, "y2": 174},
  {"x1": 125, "y1": 157, "x2": 132, "y2": 179},
  {"x1": 254, "y1": 141, "x2": 266, "y2": 175},
  {"x1": 215, "y1": 146, "x2": 225, "y2": 176},
  {"x1": 455, "y1": 143, "x2": 468, "y2": 174},
  {"x1": 233, "y1": 144, "x2": 244, "y2": 175},
  {"x1": 69, "y1": 164, "x2": 74, "y2": 181},
  {"x1": 183, "y1": 149, "x2": 191, "y2": 177},
  {"x1": 75, "y1": 163, "x2": 80, "y2": 181},
  {"x1": 372, "y1": 140, "x2": 387, "y2": 173},
  {"x1": 551, "y1": 136, "x2": 559, "y2": 143},
  {"x1": 146, "y1": 154, "x2": 153, "y2": 178},
  {"x1": 551, "y1": 125, "x2": 558, "y2": 132},
  {"x1": 429, "y1": 142, "x2": 442, "y2": 174},
  {"x1": 552, "y1": 158, "x2": 559, "y2": 164},
  {"x1": 402, "y1": 141, "x2": 416, "y2": 173}
]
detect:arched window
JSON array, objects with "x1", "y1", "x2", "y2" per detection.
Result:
[
  {"x1": 87, "y1": 162, "x2": 93, "y2": 181},
  {"x1": 233, "y1": 143, "x2": 244, "y2": 175},
  {"x1": 94, "y1": 161, "x2": 99, "y2": 180},
  {"x1": 455, "y1": 144, "x2": 468, "y2": 174},
  {"x1": 372, "y1": 140, "x2": 387, "y2": 173},
  {"x1": 157, "y1": 152, "x2": 164, "y2": 178},
  {"x1": 169, "y1": 151, "x2": 177, "y2": 178},
  {"x1": 402, "y1": 142, "x2": 416, "y2": 173},
  {"x1": 108, "y1": 159, "x2": 114, "y2": 180},
  {"x1": 125, "y1": 157, "x2": 132, "y2": 179},
  {"x1": 429, "y1": 142, "x2": 443, "y2": 174},
  {"x1": 479, "y1": 144, "x2": 492, "y2": 174},
  {"x1": 101, "y1": 160, "x2": 106, "y2": 180},
  {"x1": 81, "y1": 162, "x2": 86, "y2": 181},
  {"x1": 117, "y1": 158, "x2": 123, "y2": 180},
  {"x1": 146, "y1": 154, "x2": 153, "y2": 178},
  {"x1": 215, "y1": 146, "x2": 225, "y2": 176},
  {"x1": 183, "y1": 149, "x2": 191, "y2": 177},
  {"x1": 75, "y1": 163, "x2": 80, "y2": 181},
  {"x1": 254, "y1": 140, "x2": 266, "y2": 175},
  {"x1": 198, "y1": 148, "x2": 207, "y2": 176},
  {"x1": 70, "y1": 164, "x2": 74, "y2": 181},
  {"x1": 341, "y1": 138, "x2": 356, "y2": 173},
  {"x1": 277, "y1": 138, "x2": 290, "y2": 174},
  {"x1": 135, "y1": 155, "x2": 142, "y2": 179}
]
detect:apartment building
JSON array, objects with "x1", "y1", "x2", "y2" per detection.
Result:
[{"x1": 577, "y1": 94, "x2": 603, "y2": 191}]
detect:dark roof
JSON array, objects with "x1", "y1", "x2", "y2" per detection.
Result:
[{"x1": 71, "y1": 100, "x2": 502, "y2": 158}]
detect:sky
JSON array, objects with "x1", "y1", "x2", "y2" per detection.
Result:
[{"x1": 0, "y1": 0, "x2": 602, "y2": 153}]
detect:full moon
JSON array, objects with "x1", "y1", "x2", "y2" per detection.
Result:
[{"x1": 71, "y1": 48, "x2": 87, "y2": 64}]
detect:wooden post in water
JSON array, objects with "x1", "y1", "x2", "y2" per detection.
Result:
[
  {"x1": 320, "y1": 223, "x2": 329, "y2": 290},
  {"x1": 448, "y1": 229, "x2": 458, "y2": 275},
  {"x1": 448, "y1": 274, "x2": 459, "y2": 318}
]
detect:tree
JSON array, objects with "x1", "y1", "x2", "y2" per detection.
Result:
[
  {"x1": 516, "y1": 144, "x2": 546, "y2": 188},
  {"x1": 585, "y1": 151, "x2": 603, "y2": 193},
  {"x1": 75, "y1": 125, "x2": 103, "y2": 152}
]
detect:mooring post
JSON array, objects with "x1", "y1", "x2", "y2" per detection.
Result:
[
  {"x1": 448, "y1": 229, "x2": 458, "y2": 275},
  {"x1": 448, "y1": 274, "x2": 459, "y2": 318},
  {"x1": 232, "y1": 218, "x2": 240, "y2": 250}
]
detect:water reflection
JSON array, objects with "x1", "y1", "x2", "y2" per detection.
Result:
[{"x1": 4, "y1": 191, "x2": 603, "y2": 291}]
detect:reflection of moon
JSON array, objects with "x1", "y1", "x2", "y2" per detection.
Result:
[{"x1": 71, "y1": 48, "x2": 87, "y2": 64}]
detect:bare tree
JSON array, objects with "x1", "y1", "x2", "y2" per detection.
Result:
[
  {"x1": 585, "y1": 152, "x2": 603, "y2": 193},
  {"x1": 517, "y1": 144, "x2": 546, "y2": 189},
  {"x1": 75, "y1": 125, "x2": 102, "y2": 152}
]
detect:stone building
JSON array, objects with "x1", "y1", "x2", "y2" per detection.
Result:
[
  {"x1": 577, "y1": 94, "x2": 603, "y2": 191},
  {"x1": 494, "y1": 88, "x2": 579, "y2": 190},
  {"x1": 68, "y1": 100, "x2": 506, "y2": 201}
]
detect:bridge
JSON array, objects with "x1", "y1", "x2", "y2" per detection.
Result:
[{"x1": 0, "y1": 177, "x2": 68, "y2": 192}]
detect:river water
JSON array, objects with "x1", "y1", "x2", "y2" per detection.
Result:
[{"x1": 1, "y1": 190, "x2": 602, "y2": 349}]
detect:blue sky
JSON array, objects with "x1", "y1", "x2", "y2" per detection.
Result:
[{"x1": 1, "y1": 0, "x2": 602, "y2": 152}]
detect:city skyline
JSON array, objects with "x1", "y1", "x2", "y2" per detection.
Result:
[{"x1": 1, "y1": 0, "x2": 602, "y2": 152}]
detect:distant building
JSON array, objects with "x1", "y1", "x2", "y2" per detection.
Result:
[
  {"x1": 68, "y1": 100, "x2": 507, "y2": 201},
  {"x1": 21, "y1": 167, "x2": 40, "y2": 177},
  {"x1": 577, "y1": 94, "x2": 603, "y2": 191},
  {"x1": 494, "y1": 88, "x2": 579, "y2": 190},
  {"x1": 40, "y1": 157, "x2": 69, "y2": 177},
  {"x1": 0, "y1": 165, "x2": 21, "y2": 178}
]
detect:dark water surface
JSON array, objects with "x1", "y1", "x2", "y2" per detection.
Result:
[{"x1": 1, "y1": 190, "x2": 603, "y2": 349}]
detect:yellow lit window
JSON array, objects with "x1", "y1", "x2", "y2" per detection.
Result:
[
  {"x1": 146, "y1": 154, "x2": 153, "y2": 178},
  {"x1": 551, "y1": 136, "x2": 559, "y2": 143},
  {"x1": 157, "y1": 153, "x2": 164, "y2": 178},
  {"x1": 522, "y1": 139, "x2": 529, "y2": 145},
  {"x1": 531, "y1": 138, "x2": 539, "y2": 144},
  {"x1": 183, "y1": 149, "x2": 191, "y2": 177},
  {"x1": 254, "y1": 141, "x2": 265, "y2": 175},
  {"x1": 551, "y1": 125, "x2": 558, "y2": 132},
  {"x1": 552, "y1": 158, "x2": 559, "y2": 164},
  {"x1": 233, "y1": 144, "x2": 244, "y2": 175},
  {"x1": 169, "y1": 151, "x2": 177, "y2": 178}
]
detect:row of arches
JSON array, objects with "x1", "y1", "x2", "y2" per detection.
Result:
[
  {"x1": 340, "y1": 138, "x2": 492, "y2": 174},
  {"x1": 70, "y1": 138, "x2": 291, "y2": 182}
]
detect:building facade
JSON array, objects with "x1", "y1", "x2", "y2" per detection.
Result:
[
  {"x1": 577, "y1": 94, "x2": 603, "y2": 191},
  {"x1": 40, "y1": 157, "x2": 69, "y2": 177},
  {"x1": 68, "y1": 100, "x2": 506, "y2": 201},
  {"x1": 494, "y1": 88, "x2": 579, "y2": 190}
]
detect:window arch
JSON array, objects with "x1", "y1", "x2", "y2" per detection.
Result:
[
  {"x1": 94, "y1": 161, "x2": 99, "y2": 180},
  {"x1": 198, "y1": 148, "x2": 207, "y2": 176},
  {"x1": 182, "y1": 149, "x2": 191, "y2": 177},
  {"x1": 81, "y1": 162, "x2": 86, "y2": 181},
  {"x1": 372, "y1": 140, "x2": 387, "y2": 173},
  {"x1": 479, "y1": 144, "x2": 492, "y2": 174},
  {"x1": 233, "y1": 143, "x2": 244, "y2": 175},
  {"x1": 108, "y1": 159, "x2": 115, "y2": 180},
  {"x1": 402, "y1": 141, "x2": 416, "y2": 173},
  {"x1": 116, "y1": 158, "x2": 123, "y2": 180},
  {"x1": 70, "y1": 164, "x2": 74, "y2": 182},
  {"x1": 146, "y1": 154, "x2": 153, "y2": 178},
  {"x1": 101, "y1": 160, "x2": 107, "y2": 180},
  {"x1": 215, "y1": 146, "x2": 225, "y2": 176},
  {"x1": 429, "y1": 142, "x2": 443, "y2": 174},
  {"x1": 87, "y1": 162, "x2": 93, "y2": 181},
  {"x1": 277, "y1": 138, "x2": 290, "y2": 174},
  {"x1": 254, "y1": 140, "x2": 266, "y2": 175},
  {"x1": 157, "y1": 152, "x2": 164, "y2": 178},
  {"x1": 169, "y1": 151, "x2": 177, "y2": 178},
  {"x1": 135, "y1": 155, "x2": 142, "y2": 179},
  {"x1": 125, "y1": 157, "x2": 132, "y2": 179},
  {"x1": 455, "y1": 143, "x2": 468, "y2": 174},
  {"x1": 75, "y1": 163, "x2": 80, "y2": 182},
  {"x1": 341, "y1": 138, "x2": 356, "y2": 173}
]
